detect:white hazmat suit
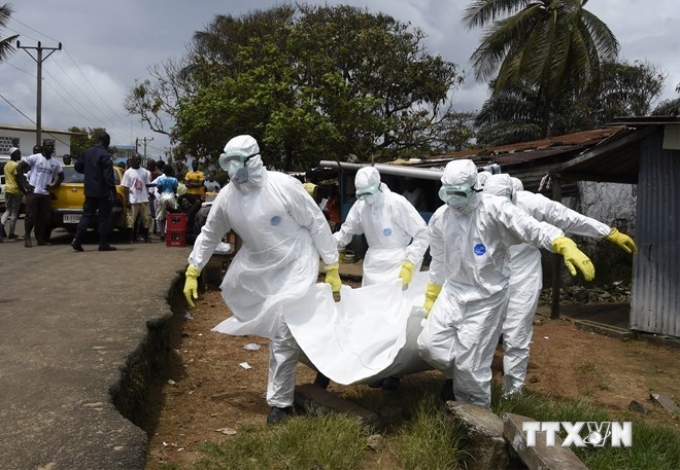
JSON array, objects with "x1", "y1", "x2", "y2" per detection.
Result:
[
  {"x1": 334, "y1": 167, "x2": 429, "y2": 287},
  {"x1": 183, "y1": 135, "x2": 340, "y2": 422},
  {"x1": 484, "y1": 173, "x2": 636, "y2": 397},
  {"x1": 416, "y1": 159, "x2": 595, "y2": 408}
]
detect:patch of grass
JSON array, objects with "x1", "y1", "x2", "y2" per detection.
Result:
[
  {"x1": 597, "y1": 380, "x2": 610, "y2": 391},
  {"x1": 579, "y1": 362, "x2": 597, "y2": 373},
  {"x1": 390, "y1": 394, "x2": 466, "y2": 470},
  {"x1": 493, "y1": 391, "x2": 680, "y2": 470},
  {"x1": 170, "y1": 377, "x2": 680, "y2": 470},
  {"x1": 191, "y1": 412, "x2": 369, "y2": 470}
]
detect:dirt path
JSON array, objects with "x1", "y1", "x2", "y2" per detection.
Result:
[{"x1": 145, "y1": 290, "x2": 680, "y2": 469}]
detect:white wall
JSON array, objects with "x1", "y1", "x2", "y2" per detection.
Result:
[{"x1": 0, "y1": 128, "x2": 72, "y2": 157}]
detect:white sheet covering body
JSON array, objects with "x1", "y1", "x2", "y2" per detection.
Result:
[{"x1": 286, "y1": 271, "x2": 433, "y2": 385}]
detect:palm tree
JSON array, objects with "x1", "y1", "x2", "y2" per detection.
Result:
[
  {"x1": 464, "y1": 0, "x2": 619, "y2": 137},
  {"x1": 0, "y1": 3, "x2": 18, "y2": 63}
]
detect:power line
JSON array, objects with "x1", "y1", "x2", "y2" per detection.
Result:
[
  {"x1": 17, "y1": 40, "x2": 62, "y2": 146},
  {"x1": 40, "y1": 76, "x2": 102, "y2": 125},
  {"x1": 0, "y1": 92, "x2": 73, "y2": 148},
  {"x1": 3, "y1": 59, "x2": 33, "y2": 76},
  {"x1": 0, "y1": 91, "x2": 34, "y2": 123},
  {"x1": 62, "y1": 47, "x2": 131, "y2": 127},
  {"x1": 10, "y1": 16, "x2": 59, "y2": 43},
  {"x1": 42, "y1": 66, "x2": 113, "y2": 125},
  {"x1": 9, "y1": 16, "x2": 131, "y2": 129}
]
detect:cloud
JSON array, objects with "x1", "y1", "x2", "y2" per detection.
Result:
[{"x1": 2, "y1": 0, "x2": 678, "y2": 158}]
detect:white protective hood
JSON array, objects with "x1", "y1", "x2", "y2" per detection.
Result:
[{"x1": 190, "y1": 137, "x2": 338, "y2": 339}]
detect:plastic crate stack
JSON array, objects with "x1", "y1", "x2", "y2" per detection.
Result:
[{"x1": 166, "y1": 213, "x2": 187, "y2": 247}]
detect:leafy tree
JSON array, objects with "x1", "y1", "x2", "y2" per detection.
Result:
[
  {"x1": 652, "y1": 82, "x2": 680, "y2": 116},
  {"x1": 126, "y1": 59, "x2": 187, "y2": 145},
  {"x1": 130, "y1": 4, "x2": 463, "y2": 171},
  {"x1": 0, "y1": 3, "x2": 18, "y2": 63},
  {"x1": 596, "y1": 60, "x2": 664, "y2": 121},
  {"x1": 464, "y1": 0, "x2": 619, "y2": 137},
  {"x1": 475, "y1": 60, "x2": 666, "y2": 145},
  {"x1": 68, "y1": 126, "x2": 110, "y2": 158}
]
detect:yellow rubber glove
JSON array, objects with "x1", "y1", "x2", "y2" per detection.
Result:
[
  {"x1": 606, "y1": 227, "x2": 638, "y2": 254},
  {"x1": 551, "y1": 237, "x2": 595, "y2": 282},
  {"x1": 399, "y1": 260, "x2": 414, "y2": 285},
  {"x1": 325, "y1": 263, "x2": 342, "y2": 293},
  {"x1": 424, "y1": 283, "x2": 442, "y2": 318},
  {"x1": 183, "y1": 265, "x2": 201, "y2": 308}
]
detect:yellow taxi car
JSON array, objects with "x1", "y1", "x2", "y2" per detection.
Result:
[{"x1": 49, "y1": 165, "x2": 129, "y2": 233}]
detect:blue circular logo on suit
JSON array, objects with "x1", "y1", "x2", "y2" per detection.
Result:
[
  {"x1": 473, "y1": 243, "x2": 486, "y2": 255},
  {"x1": 383, "y1": 227, "x2": 392, "y2": 236},
  {"x1": 270, "y1": 215, "x2": 281, "y2": 226}
]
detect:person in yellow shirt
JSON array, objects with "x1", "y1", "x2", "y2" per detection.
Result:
[
  {"x1": 184, "y1": 159, "x2": 205, "y2": 203},
  {"x1": 1, "y1": 147, "x2": 24, "y2": 241}
]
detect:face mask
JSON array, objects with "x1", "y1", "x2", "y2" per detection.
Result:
[
  {"x1": 356, "y1": 183, "x2": 381, "y2": 205},
  {"x1": 439, "y1": 183, "x2": 474, "y2": 210},
  {"x1": 220, "y1": 152, "x2": 257, "y2": 184}
]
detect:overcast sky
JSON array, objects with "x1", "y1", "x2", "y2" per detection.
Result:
[{"x1": 1, "y1": 0, "x2": 678, "y2": 158}]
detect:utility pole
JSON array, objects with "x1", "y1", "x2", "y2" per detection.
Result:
[
  {"x1": 17, "y1": 40, "x2": 62, "y2": 147},
  {"x1": 137, "y1": 137, "x2": 153, "y2": 162}
]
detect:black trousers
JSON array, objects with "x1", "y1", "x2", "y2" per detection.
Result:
[
  {"x1": 24, "y1": 193, "x2": 52, "y2": 243},
  {"x1": 75, "y1": 196, "x2": 113, "y2": 245}
]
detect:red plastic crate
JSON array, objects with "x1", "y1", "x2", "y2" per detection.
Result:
[
  {"x1": 166, "y1": 213, "x2": 187, "y2": 232},
  {"x1": 166, "y1": 229, "x2": 186, "y2": 247}
]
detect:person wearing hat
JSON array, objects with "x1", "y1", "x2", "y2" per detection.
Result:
[{"x1": 1, "y1": 147, "x2": 23, "y2": 241}]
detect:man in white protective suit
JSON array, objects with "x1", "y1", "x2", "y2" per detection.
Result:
[
  {"x1": 332, "y1": 166, "x2": 429, "y2": 390},
  {"x1": 182, "y1": 135, "x2": 342, "y2": 425},
  {"x1": 334, "y1": 167, "x2": 429, "y2": 287},
  {"x1": 484, "y1": 173, "x2": 637, "y2": 398},
  {"x1": 417, "y1": 159, "x2": 596, "y2": 408}
]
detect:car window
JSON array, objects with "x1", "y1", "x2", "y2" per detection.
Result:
[
  {"x1": 63, "y1": 167, "x2": 85, "y2": 183},
  {"x1": 61, "y1": 167, "x2": 122, "y2": 185}
]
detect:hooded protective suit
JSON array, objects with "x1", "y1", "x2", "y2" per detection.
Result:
[
  {"x1": 187, "y1": 135, "x2": 339, "y2": 408},
  {"x1": 416, "y1": 160, "x2": 567, "y2": 408},
  {"x1": 334, "y1": 167, "x2": 429, "y2": 286},
  {"x1": 484, "y1": 173, "x2": 630, "y2": 397}
]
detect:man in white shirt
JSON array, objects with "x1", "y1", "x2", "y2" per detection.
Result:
[
  {"x1": 16, "y1": 140, "x2": 64, "y2": 247},
  {"x1": 121, "y1": 154, "x2": 153, "y2": 243}
]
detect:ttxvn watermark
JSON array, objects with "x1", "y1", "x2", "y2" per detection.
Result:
[{"x1": 522, "y1": 421, "x2": 633, "y2": 447}]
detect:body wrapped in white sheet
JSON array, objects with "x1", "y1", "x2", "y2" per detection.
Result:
[{"x1": 281, "y1": 271, "x2": 433, "y2": 385}]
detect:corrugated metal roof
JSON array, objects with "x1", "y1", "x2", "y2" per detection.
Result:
[
  {"x1": 380, "y1": 127, "x2": 637, "y2": 196},
  {"x1": 385, "y1": 126, "x2": 633, "y2": 173}
]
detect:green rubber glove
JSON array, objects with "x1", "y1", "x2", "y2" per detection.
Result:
[
  {"x1": 183, "y1": 265, "x2": 201, "y2": 308},
  {"x1": 552, "y1": 237, "x2": 595, "y2": 282},
  {"x1": 606, "y1": 227, "x2": 638, "y2": 254},
  {"x1": 325, "y1": 263, "x2": 342, "y2": 293},
  {"x1": 424, "y1": 283, "x2": 442, "y2": 317},
  {"x1": 399, "y1": 260, "x2": 414, "y2": 285}
]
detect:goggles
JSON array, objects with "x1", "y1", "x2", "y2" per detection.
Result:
[
  {"x1": 356, "y1": 183, "x2": 381, "y2": 201},
  {"x1": 219, "y1": 150, "x2": 259, "y2": 172},
  {"x1": 439, "y1": 183, "x2": 473, "y2": 200}
]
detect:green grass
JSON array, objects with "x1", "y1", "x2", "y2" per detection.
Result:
[
  {"x1": 493, "y1": 389, "x2": 680, "y2": 470},
  {"x1": 165, "y1": 377, "x2": 680, "y2": 470},
  {"x1": 190, "y1": 412, "x2": 370, "y2": 470}
]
